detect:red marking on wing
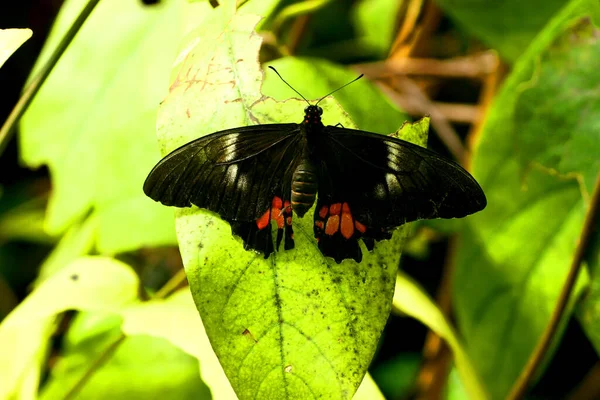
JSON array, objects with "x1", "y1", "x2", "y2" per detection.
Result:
[
  {"x1": 340, "y1": 202, "x2": 354, "y2": 239},
  {"x1": 256, "y1": 210, "x2": 270, "y2": 230},
  {"x1": 325, "y1": 215, "x2": 340, "y2": 235},
  {"x1": 354, "y1": 220, "x2": 367, "y2": 233},
  {"x1": 329, "y1": 203, "x2": 342, "y2": 215},
  {"x1": 315, "y1": 220, "x2": 324, "y2": 230},
  {"x1": 256, "y1": 196, "x2": 287, "y2": 230},
  {"x1": 319, "y1": 205, "x2": 328, "y2": 219}
]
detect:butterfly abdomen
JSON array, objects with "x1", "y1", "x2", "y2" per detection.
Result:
[{"x1": 291, "y1": 160, "x2": 318, "y2": 217}]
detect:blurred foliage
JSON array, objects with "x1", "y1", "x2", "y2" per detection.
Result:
[{"x1": 0, "y1": 0, "x2": 598, "y2": 399}]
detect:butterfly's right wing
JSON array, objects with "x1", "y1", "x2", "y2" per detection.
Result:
[
  {"x1": 143, "y1": 124, "x2": 303, "y2": 256},
  {"x1": 313, "y1": 125, "x2": 486, "y2": 263}
]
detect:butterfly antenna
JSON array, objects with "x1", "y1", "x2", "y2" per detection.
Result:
[
  {"x1": 269, "y1": 66, "x2": 310, "y2": 105},
  {"x1": 315, "y1": 73, "x2": 364, "y2": 105}
]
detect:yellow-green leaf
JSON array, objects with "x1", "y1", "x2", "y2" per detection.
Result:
[{"x1": 0, "y1": 28, "x2": 32, "y2": 69}]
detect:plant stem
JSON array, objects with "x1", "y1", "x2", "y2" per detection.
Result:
[
  {"x1": 0, "y1": 0, "x2": 101, "y2": 157},
  {"x1": 508, "y1": 173, "x2": 600, "y2": 400},
  {"x1": 154, "y1": 267, "x2": 188, "y2": 299},
  {"x1": 63, "y1": 334, "x2": 126, "y2": 400}
]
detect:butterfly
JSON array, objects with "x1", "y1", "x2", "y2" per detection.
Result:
[{"x1": 143, "y1": 67, "x2": 487, "y2": 263}]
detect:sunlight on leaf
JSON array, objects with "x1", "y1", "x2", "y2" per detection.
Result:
[
  {"x1": 0, "y1": 257, "x2": 139, "y2": 399},
  {"x1": 121, "y1": 289, "x2": 386, "y2": 399},
  {"x1": 354, "y1": 373, "x2": 385, "y2": 400},
  {"x1": 393, "y1": 272, "x2": 488, "y2": 400},
  {"x1": 0, "y1": 28, "x2": 32, "y2": 69},
  {"x1": 35, "y1": 214, "x2": 97, "y2": 284},
  {"x1": 19, "y1": 0, "x2": 212, "y2": 253}
]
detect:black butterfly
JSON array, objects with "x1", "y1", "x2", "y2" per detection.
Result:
[{"x1": 144, "y1": 68, "x2": 486, "y2": 263}]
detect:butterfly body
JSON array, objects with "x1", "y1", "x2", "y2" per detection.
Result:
[{"x1": 144, "y1": 104, "x2": 486, "y2": 263}]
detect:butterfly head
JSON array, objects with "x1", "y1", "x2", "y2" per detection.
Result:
[{"x1": 303, "y1": 105, "x2": 323, "y2": 126}]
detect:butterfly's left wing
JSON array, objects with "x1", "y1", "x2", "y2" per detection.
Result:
[
  {"x1": 144, "y1": 124, "x2": 303, "y2": 257},
  {"x1": 313, "y1": 126, "x2": 487, "y2": 263}
]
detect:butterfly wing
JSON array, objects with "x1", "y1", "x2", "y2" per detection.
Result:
[
  {"x1": 144, "y1": 124, "x2": 303, "y2": 256},
  {"x1": 313, "y1": 125, "x2": 487, "y2": 263}
]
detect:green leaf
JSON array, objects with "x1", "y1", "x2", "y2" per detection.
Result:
[
  {"x1": 354, "y1": 374, "x2": 385, "y2": 400},
  {"x1": 453, "y1": 7, "x2": 599, "y2": 398},
  {"x1": 435, "y1": 0, "x2": 588, "y2": 62},
  {"x1": 392, "y1": 117, "x2": 429, "y2": 148},
  {"x1": 444, "y1": 366, "x2": 469, "y2": 400},
  {"x1": 577, "y1": 219, "x2": 600, "y2": 354},
  {"x1": 35, "y1": 215, "x2": 97, "y2": 284},
  {"x1": 351, "y1": 0, "x2": 401, "y2": 57},
  {"x1": 393, "y1": 272, "x2": 488, "y2": 400},
  {"x1": 40, "y1": 313, "x2": 210, "y2": 399},
  {"x1": 19, "y1": 0, "x2": 215, "y2": 253},
  {"x1": 154, "y1": 8, "x2": 431, "y2": 397},
  {"x1": 0, "y1": 28, "x2": 32, "y2": 69},
  {"x1": 121, "y1": 288, "x2": 385, "y2": 399},
  {"x1": 121, "y1": 289, "x2": 238, "y2": 399},
  {"x1": 0, "y1": 256, "x2": 139, "y2": 399},
  {"x1": 513, "y1": 17, "x2": 600, "y2": 195}
]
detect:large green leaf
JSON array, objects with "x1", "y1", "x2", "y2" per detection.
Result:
[
  {"x1": 452, "y1": 4, "x2": 600, "y2": 398},
  {"x1": 19, "y1": 0, "x2": 215, "y2": 253},
  {"x1": 0, "y1": 256, "x2": 139, "y2": 399},
  {"x1": 154, "y1": 6, "x2": 426, "y2": 397},
  {"x1": 513, "y1": 17, "x2": 600, "y2": 195},
  {"x1": 434, "y1": 0, "x2": 581, "y2": 62},
  {"x1": 121, "y1": 288, "x2": 386, "y2": 399}
]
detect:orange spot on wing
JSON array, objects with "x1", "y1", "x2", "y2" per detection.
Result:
[
  {"x1": 325, "y1": 215, "x2": 340, "y2": 235},
  {"x1": 342, "y1": 202, "x2": 350, "y2": 213},
  {"x1": 340, "y1": 213, "x2": 354, "y2": 239},
  {"x1": 256, "y1": 210, "x2": 270, "y2": 230},
  {"x1": 319, "y1": 205, "x2": 328, "y2": 219},
  {"x1": 257, "y1": 197, "x2": 287, "y2": 230},
  {"x1": 329, "y1": 203, "x2": 342, "y2": 215},
  {"x1": 354, "y1": 220, "x2": 367, "y2": 233},
  {"x1": 286, "y1": 216, "x2": 292, "y2": 226},
  {"x1": 315, "y1": 220, "x2": 324, "y2": 230}
]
